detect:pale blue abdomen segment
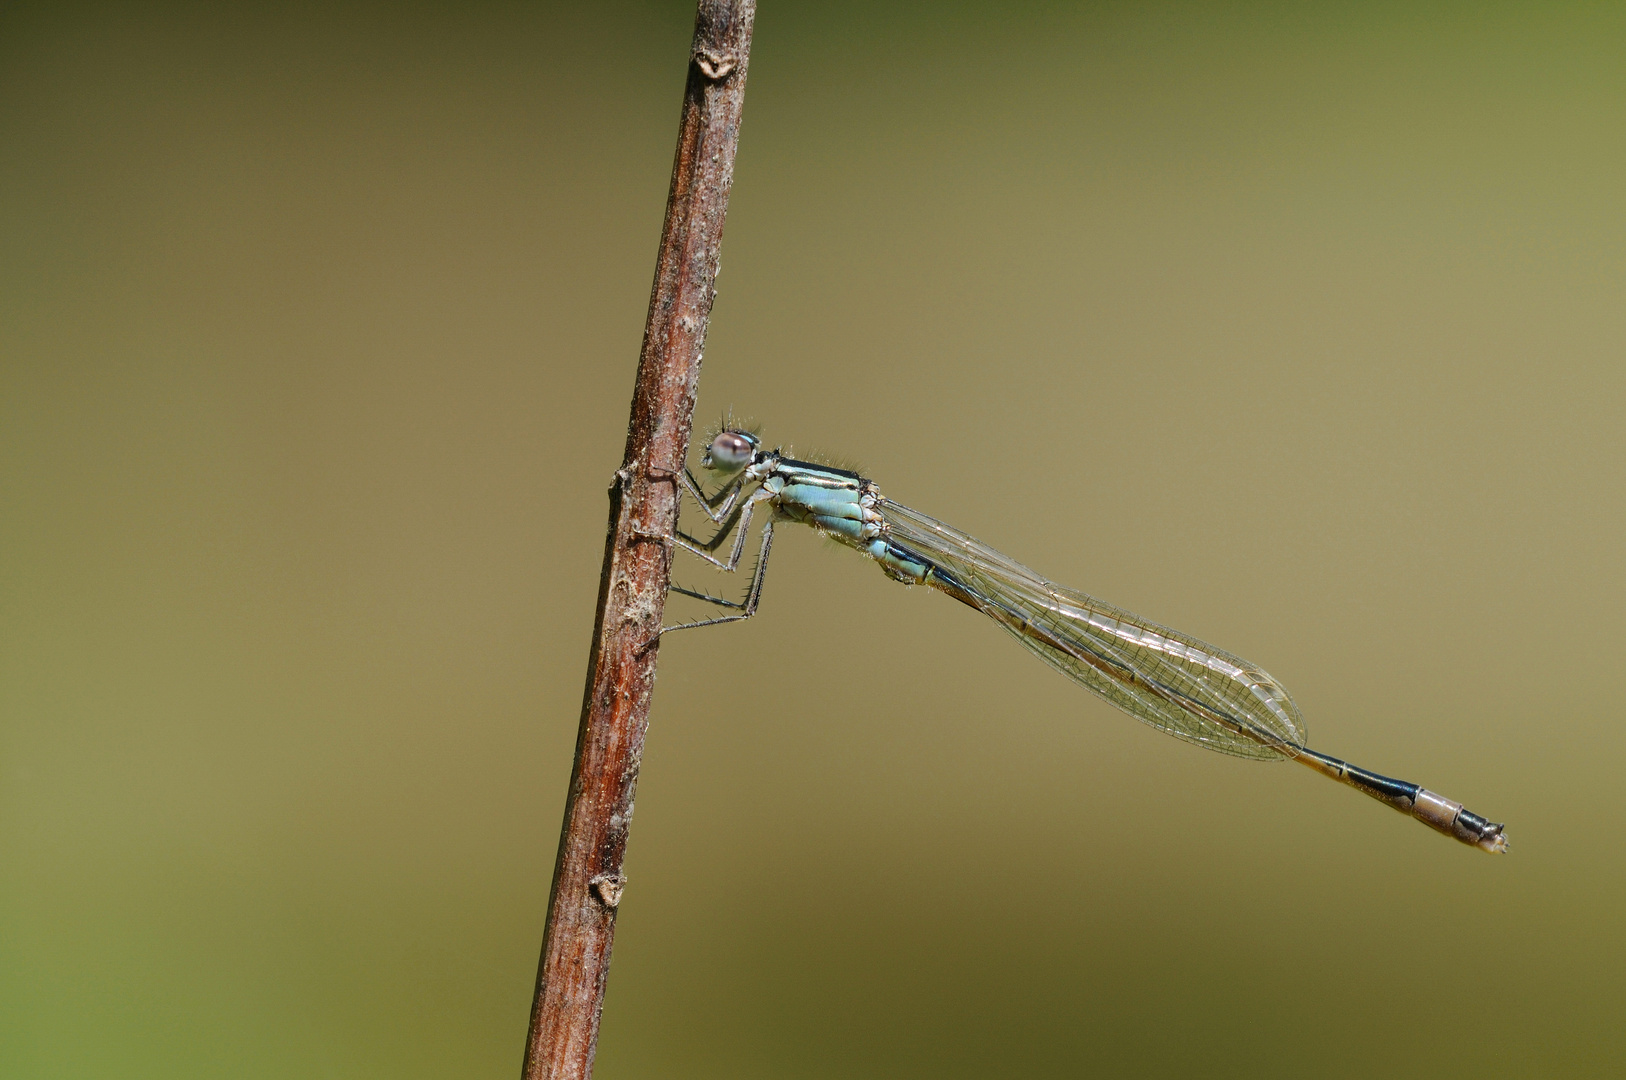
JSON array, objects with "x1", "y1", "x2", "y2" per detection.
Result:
[
  {"x1": 868, "y1": 539, "x2": 931, "y2": 584},
  {"x1": 804, "y1": 514, "x2": 866, "y2": 540},
  {"x1": 779, "y1": 484, "x2": 866, "y2": 520}
]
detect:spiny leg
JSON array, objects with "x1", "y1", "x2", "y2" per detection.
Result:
[
  {"x1": 663, "y1": 520, "x2": 775, "y2": 634},
  {"x1": 675, "y1": 487, "x2": 774, "y2": 572},
  {"x1": 668, "y1": 584, "x2": 746, "y2": 608},
  {"x1": 675, "y1": 500, "x2": 750, "y2": 564},
  {"x1": 680, "y1": 466, "x2": 748, "y2": 524}
]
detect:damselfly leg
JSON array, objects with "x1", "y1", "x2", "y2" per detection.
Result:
[
  {"x1": 680, "y1": 465, "x2": 748, "y2": 523},
  {"x1": 663, "y1": 466, "x2": 778, "y2": 634}
]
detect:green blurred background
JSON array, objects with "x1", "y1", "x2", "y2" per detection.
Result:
[{"x1": 3, "y1": 2, "x2": 1622, "y2": 1076}]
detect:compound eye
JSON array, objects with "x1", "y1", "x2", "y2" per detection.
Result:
[{"x1": 705, "y1": 431, "x2": 757, "y2": 472}]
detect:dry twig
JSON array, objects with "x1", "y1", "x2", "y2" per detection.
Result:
[{"x1": 520, "y1": 3, "x2": 757, "y2": 1078}]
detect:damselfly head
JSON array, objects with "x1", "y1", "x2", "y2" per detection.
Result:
[{"x1": 701, "y1": 429, "x2": 759, "y2": 474}]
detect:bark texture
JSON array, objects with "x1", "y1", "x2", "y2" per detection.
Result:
[{"x1": 520, "y1": 4, "x2": 757, "y2": 1078}]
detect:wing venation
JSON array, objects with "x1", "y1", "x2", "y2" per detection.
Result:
[{"x1": 879, "y1": 499, "x2": 1306, "y2": 760}]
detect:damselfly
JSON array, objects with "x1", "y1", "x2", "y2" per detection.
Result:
[{"x1": 664, "y1": 426, "x2": 1508, "y2": 853}]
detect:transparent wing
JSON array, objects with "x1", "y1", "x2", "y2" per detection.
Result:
[{"x1": 879, "y1": 500, "x2": 1307, "y2": 760}]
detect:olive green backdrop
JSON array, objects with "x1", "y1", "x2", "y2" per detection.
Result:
[{"x1": 3, "y1": 2, "x2": 1621, "y2": 1077}]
